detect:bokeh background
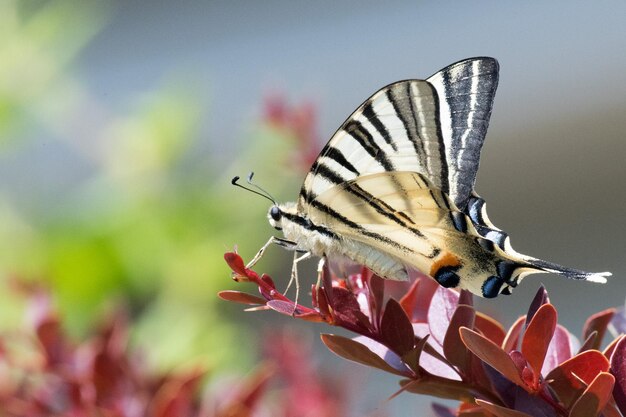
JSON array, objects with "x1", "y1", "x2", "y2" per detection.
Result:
[{"x1": 0, "y1": 1, "x2": 624, "y2": 415}]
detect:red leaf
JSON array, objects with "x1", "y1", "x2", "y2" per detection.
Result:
[
  {"x1": 583, "y1": 308, "x2": 616, "y2": 351},
  {"x1": 458, "y1": 402, "x2": 485, "y2": 414},
  {"x1": 29, "y1": 291, "x2": 66, "y2": 366},
  {"x1": 224, "y1": 251, "x2": 247, "y2": 276},
  {"x1": 605, "y1": 335, "x2": 624, "y2": 360},
  {"x1": 611, "y1": 307, "x2": 626, "y2": 335},
  {"x1": 443, "y1": 305, "x2": 476, "y2": 372},
  {"x1": 525, "y1": 285, "x2": 549, "y2": 325},
  {"x1": 509, "y1": 350, "x2": 528, "y2": 373},
  {"x1": 458, "y1": 404, "x2": 490, "y2": 417},
  {"x1": 266, "y1": 300, "x2": 298, "y2": 316},
  {"x1": 414, "y1": 323, "x2": 460, "y2": 380},
  {"x1": 579, "y1": 330, "x2": 599, "y2": 353},
  {"x1": 259, "y1": 274, "x2": 277, "y2": 290},
  {"x1": 502, "y1": 316, "x2": 526, "y2": 352},
  {"x1": 400, "y1": 376, "x2": 475, "y2": 402},
  {"x1": 92, "y1": 317, "x2": 130, "y2": 404},
  {"x1": 458, "y1": 289, "x2": 473, "y2": 307},
  {"x1": 399, "y1": 279, "x2": 421, "y2": 319},
  {"x1": 321, "y1": 334, "x2": 410, "y2": 377},
  {"x1": 227, "y1": 364, "x2": 275, "y2": 410},
  {"x1": 218, "y1": 290, "x2": 267, "y2": 305},
  {"x1": 428, "y1": 286, "x2": 460, "y2": 346},
  {"x1": 400, "y1": 275, "x2": 439, "y2": 323},
  {"x1": 151, "y1": 367, "x2": 205, "y2": 417},
  {"x1": 602, "y1": 400, "x2": 624, "y2": 417},
  {"x1": 366, "y1": 272, "x2": 385, "y2": 323},
  {"x1": 569, "y1": 372, "x2": 615, "y2": 417},
  {"x1": 380, "y1": 298, "x2": 415, "y2": 356},
  {"x1": 330, "y1": 287, "x2": 372, "y2": 331},
  {"x1": 475, "y1": 312, "x2": 506, "y2": 346},
  {"x1": 546, "y1": 350, "x2": 610, "y2": 408},
  {"x1": 402, "y1": 335, "x2": 430, "y2": 374},
  {"x1": 521, "y1": 303, "x2": 557, "y2": 384},
  {"x1": 610, "y1": 335, "x2": 626, "y2": 415},
  {"x1": 555, "y1": 349, "x2": 610, "y2": 383},
  {"x1": 459, "y1": 327, "x2": 526, "y2": 389},
  {"x1": 354, "y1": 335, "x2": 414, "y2": 377},
  {"x1": 475, "y1": 399, "x2": 534, "y2": 417},
  {"x1": 36, "y1": 319, "x2": 65, "y2": 366},
  {"x1": 541, "y1": 324, "x2": 573, "y2": 375},
  {"x1": 315, "y1": 286, "x2": 332, "y2": 319}
]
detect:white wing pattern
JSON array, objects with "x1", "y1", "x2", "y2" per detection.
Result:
[
  {"x1": 267, "y1": 57, "x2": 610, "y2": 298},
  {"x1": 298, "y1": 57, "x2": 499, "y2": 213}
]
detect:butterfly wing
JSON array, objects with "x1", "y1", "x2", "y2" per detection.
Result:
[
  {"x1": 288, "y1": 56, "x2": 609, "y2": 297},
  {"x1": 298, "y1": 57, "x2": 499, "y2": 214},
  {"x1": 308, "y1": 171, "x2": 610, "y2": 297}
]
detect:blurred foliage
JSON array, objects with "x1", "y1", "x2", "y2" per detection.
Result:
[
  {"x1": 0, "y1": 1, "x2": 106, "y2": 145},
  {"x1": 0, "y1": 283, "x2": 352, "y2": 417},
  {"x1": 0, "y1": 0, "x2": 303, "y2": 374}
]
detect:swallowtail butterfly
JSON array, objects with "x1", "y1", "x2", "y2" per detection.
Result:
[{"x1": 235, "y1": 57, "x2": 610, "y2": 298}]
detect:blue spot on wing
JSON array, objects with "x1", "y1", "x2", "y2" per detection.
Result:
[{"x1": 482, "y1": 276, "x2": 505, "y2": 298}]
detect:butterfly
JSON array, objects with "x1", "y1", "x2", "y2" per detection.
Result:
[{"x1": 234, "y1": 57, "x2": 610, "y2": 298}]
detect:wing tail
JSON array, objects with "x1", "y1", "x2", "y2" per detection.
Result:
[
  {"x1": 524, "y1": 257, "x2": 611, "y2": 283},
  {"x1": 464, "y1": 193, "x2": 611, "y2": 284}
]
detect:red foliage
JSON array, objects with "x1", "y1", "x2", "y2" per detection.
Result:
[
  {"x1": 1, "y1": 282, "x2": 360, "y2": 417},
  {"x1": 262, "y1": 94, "x2": 320, "y2": 171},
  {"x1": 0, "y1": 286, "x2": 209, "y2": 416},
  {"x1": 262, "y1": 331, "x2": 347, "y2": 417},
  {"x1": 222, "y1": 250, "x2": 626, "y2": 417}
]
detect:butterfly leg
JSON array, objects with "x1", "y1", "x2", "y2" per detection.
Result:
[
  {"x1": 316, "y1": 257, "x2": 326, "y2": 289},
  {"x1": 284, "y1": 251, "x2": 311, "y2": 316},
  {"x1": 246, "y1": 236, "x2": 298, "y2": 269}
]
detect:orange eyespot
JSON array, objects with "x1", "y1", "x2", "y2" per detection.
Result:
[
  {"x1": 429, "y1": 252, "x2": 462, "y2": 277},
  {"x1": 430, "y1": 252, "x2": 463, "y2": 289}
]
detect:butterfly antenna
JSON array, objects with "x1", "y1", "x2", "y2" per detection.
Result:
[
  {"x1": 231, "y1": 172, "x2": 277, "y2": 205},
  {"x1": 246, "y1": 172, "x2": 278, "y2": 204}
]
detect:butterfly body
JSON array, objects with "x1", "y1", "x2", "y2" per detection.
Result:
[
  {"x1": 270, "y1": 171, "x2": 535, "y2": 298},
  {"x1": 271, "y1": 200, "x2": 411, "y2": 280},
  {"x1": 257, "y1": 57, "x2": 610, "y2": 298}
]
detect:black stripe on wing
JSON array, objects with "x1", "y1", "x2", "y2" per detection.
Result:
[
  {"x1": 385, "y1": 85, "x2": 429, "y2": 170},
  {"x1": 300, "y1": 170, "x2": 421, "y2": 238},
  {"x1": 324, "y1": 147, "x2": 360, "y2": 175},
  {"x1": 343, "y1": 120, "x2": 395, "y2": 172},
  {"x1": 301, "y1": 118, "x2": 397, "y2": 205},
  {"x1": 426, "y1": 57, "x2": 499, "y2": 211},
  {"x1": 383, "y1": 81, "x2": 454, "y2": 199},
  {"x1": 309, "y1": 160, "x2": 347, "y2": 187},
  {"x1": 282, "y1": 211, "x2": 339, "y2": 240},
  {"x1": 308, "y1": 199, "x2": 415, "y2": 253},
  {"x1": 305, "y1": 174, "x2": 426, "y2": 238},
  {"x1": 466, "y1": 195, "x2": 510, "y2": 250},
  {"x1": 342, "y1": 182, "x2": 423, "y2": 236},
  {"x1": 362, "y1": 102, "x2": 396, "y2": 152},
  {"x1": 298, "y1": 58, "x2": 499, "y2": 217}
]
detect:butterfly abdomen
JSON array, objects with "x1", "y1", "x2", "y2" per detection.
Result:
[{"x1": 279, "y1": 209, "x2": 412, "y2": 281}]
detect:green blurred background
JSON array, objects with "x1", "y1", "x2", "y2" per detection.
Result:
[
  {"x1": 0, "y1": 0, "x2": 305, "y2": 374},
  {"x1": 0, "y1": 1, "x2": 624, "y2": 414}
]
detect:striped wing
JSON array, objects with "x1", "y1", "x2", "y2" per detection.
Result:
[
  {"x1": 298, "y1": 57, "x2": 499, "y2": 214},
  {"x1": 308, "y1": 171, "x2": 610, "y2": 297},
  {"x1": 308, "y1": 171, "x2": 519, "y2": 296}
]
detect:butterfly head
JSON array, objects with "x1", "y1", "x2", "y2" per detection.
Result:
[
  {"x1": 231, "y1": 174, "x2": 305, "y2": 238},
  {"x1": 268, "y1": 205, "x2": 282, "y2": 230},
  {"x1": 267, "y1": 202, "x2": 298, "y2": 232}
]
